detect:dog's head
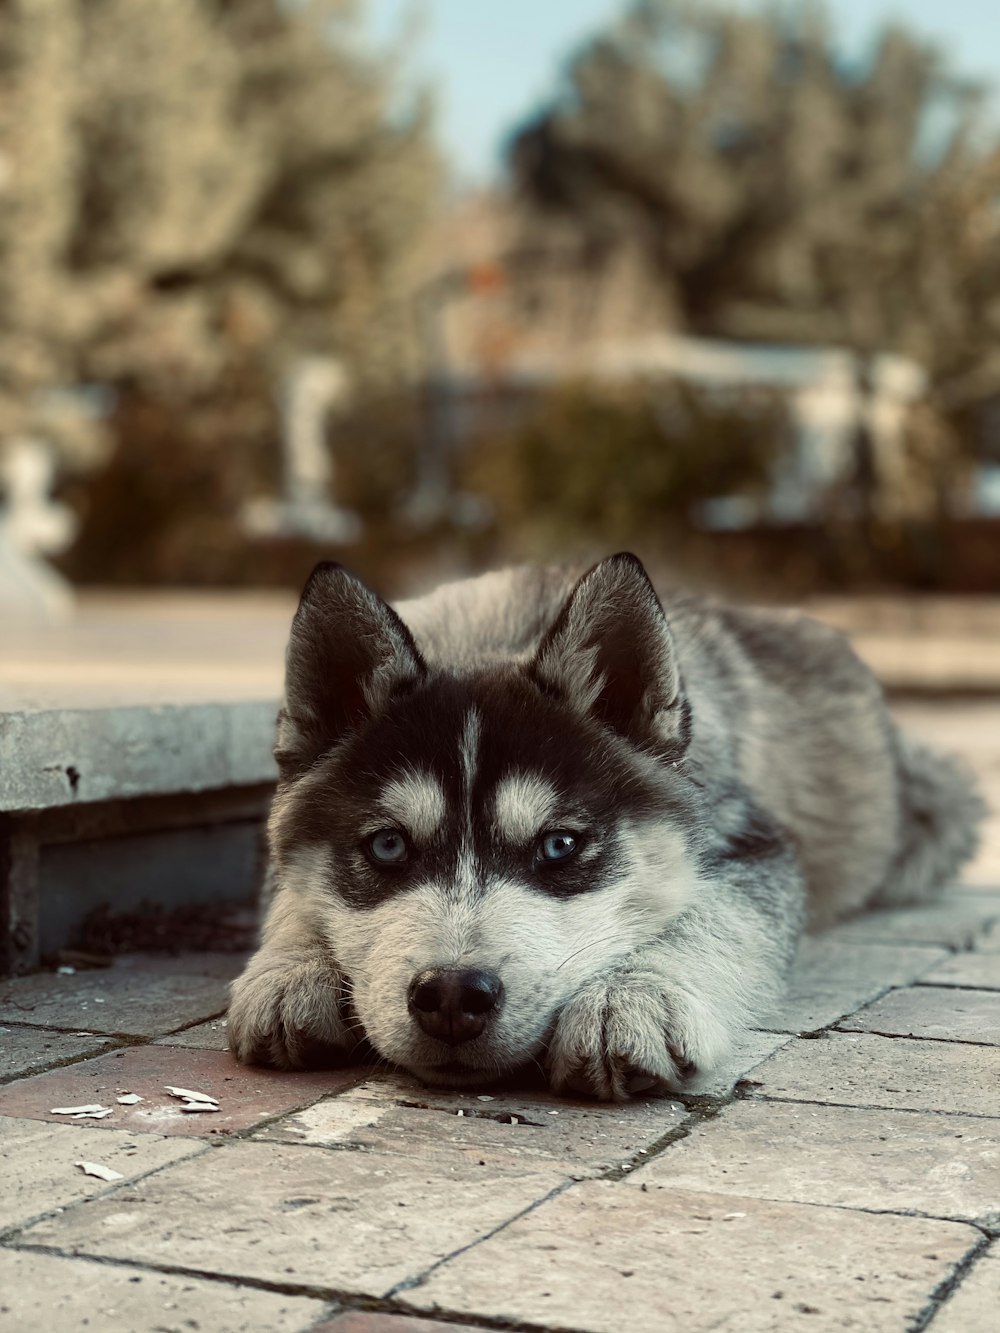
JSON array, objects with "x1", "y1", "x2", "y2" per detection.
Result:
[{"x1": 269, "y1": 554, "x2": 701, "y2": 1085}]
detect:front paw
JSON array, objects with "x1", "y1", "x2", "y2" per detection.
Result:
[
  {"x1": 228, "y1": 949, "x2": 359, "y2": 1069},
  {"x1": 547, "y1": 973, "x2": 732, "y2": 1101}
]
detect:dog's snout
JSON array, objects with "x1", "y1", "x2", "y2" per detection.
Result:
[{"x1": 407, "y1": 967, "x2": 504, "y2": 1044}]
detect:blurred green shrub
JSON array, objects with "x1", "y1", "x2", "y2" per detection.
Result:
[
  {"x1": 464, "y1": 380, "x2": 790, "y2": 553},
  {"x1": 58, "y1": 372, "x2": 279, "y2": 586}
]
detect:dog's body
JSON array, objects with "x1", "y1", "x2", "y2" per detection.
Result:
[{"x1": 229, "y1": 555, "x2": 982, "y2": 1099}]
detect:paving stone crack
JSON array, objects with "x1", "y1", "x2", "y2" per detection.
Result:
[
  {"x1": 0, "y1": 1141, "x2": 215, "y2": 1247},
  {"x1": 3, "y1": 1207, "x2": 599, "y2": 1333},
  {"x1": 624, "y1": 1188, "x2": 997, "y2": 1237},
  {"x1": 916, "y1": 979, "x2": 1000, "y2": 991},
  {"x1": 748, "y1": 1091, "x2": 1000, "y2": 1121},
  {"x1": 385, "y1": 1176, "x2": 579, "y2": 1301},
  {"x1": 832, "y1": 1025, "x2": 1000, "y2": 1048},
  {"x1": 906, "y1": 1231, "x2": 995, "y2": 1332}
]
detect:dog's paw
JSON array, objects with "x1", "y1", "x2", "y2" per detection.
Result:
[
  {"x1": 228, "y1": 950, "x2": 360, "y2": 1070},
  {"x1": 546, "y1": 972, "x2": 733, "y2": 1101}
]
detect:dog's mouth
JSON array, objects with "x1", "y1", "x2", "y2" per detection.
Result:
[
  {"x1": 392, "y1": 1013, "x2": 559, "y2": 1090},
  {"x1": 409, "y1": 1058, "x2": 506, "y2": 1088},
  {"x1": 403, "y1": 1038, "x2": 550, "y2": 1089}
]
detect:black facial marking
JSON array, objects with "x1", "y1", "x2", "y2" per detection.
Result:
[{"x1": 278, "y1": 668, "x2": 699, "y2": 909}]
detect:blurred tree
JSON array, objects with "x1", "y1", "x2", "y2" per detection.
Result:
[
  {"x1": 0, "y1": 0, "x2": 439, "y2": 465},
  {"x1": 509, "y1": 1, "x2": 1000, "y2": 471}
]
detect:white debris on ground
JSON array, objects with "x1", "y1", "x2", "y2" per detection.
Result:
[
  {"x1": 49, "y1": 1104, "x2": 114, "y2": 1119},
  {"x1": 75, "y1": 1161, "x2": 124, "y2": 1183},
  {"x1": 164, "y1": 1085, "x2": 220, "y2": 1113},
  {"x1": 116, "y1": 1093, "x2": 142, "y2": 1105}
]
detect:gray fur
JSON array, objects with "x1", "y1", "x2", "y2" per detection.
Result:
[{"x1": 229, "y1": 556, "x2": 983, "y2": 1100}]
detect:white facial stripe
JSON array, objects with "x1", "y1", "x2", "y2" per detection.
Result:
[
  {"x1": 493, "y1": 773, "x2": 558, "y2": 844},
  {"x1": 459, "y1": 708, "x2": 481, "y2": 800},
  {"x1": 378, "y1": 770, "x2": 446, "y2": 841},
  {"x1": 458, "y1": 707, "x2": 482, "y2": 851}
]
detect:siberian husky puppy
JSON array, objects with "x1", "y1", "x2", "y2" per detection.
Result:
[{"x1": 228, "y1": 554, "x2": 981, "y2": 1099}]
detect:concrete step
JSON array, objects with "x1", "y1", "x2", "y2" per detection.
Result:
[{"x1": 0, "y1": 594, "x2": 290, "y2": 975}]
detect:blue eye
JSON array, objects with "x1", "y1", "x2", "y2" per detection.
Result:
[
  {"x1": 539, "y1": 831, "x2": 579, "y2": 863},
  {"x1": 368, "y1": 829, "x2": 408, "y2": 864}
]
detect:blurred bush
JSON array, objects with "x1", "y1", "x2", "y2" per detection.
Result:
[
  {"x1": 464, "y1": 380, "x2": 789, "y2": 556},
  {"x1": 59, "y1": 382, "x2": 470, "y2": 593},
  {"x1": 57, "y1": 376, "x2": 278, "y2": 586}
]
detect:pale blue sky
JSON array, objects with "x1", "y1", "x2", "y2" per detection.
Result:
[{"x1": 368, "y1": 0, "x2": 1000, "y2": 184}]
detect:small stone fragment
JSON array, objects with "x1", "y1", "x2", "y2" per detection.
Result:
[
  {"x1": 75, "y1": 1161, "x2": 124, "y2": 1183},
  {"x1": 164, "y1": 1086, "x2": 219, "y2": 1106},
  {"x1": 116, "y1": 1094, "x2": 142, "y2": 1106},
  {"x1": 50, "y1": 1104, "x2": 112, "y2": 1117}
]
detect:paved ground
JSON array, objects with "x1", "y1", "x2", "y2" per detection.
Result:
[
  {"x1": 1, "y1": 683, "x2": 999, "y2": 1329},
  {"x1": 1, "y1": 883, "x2": 999, "y2": 1333}
]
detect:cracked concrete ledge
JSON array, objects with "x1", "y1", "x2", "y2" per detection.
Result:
[{"x1": 0, "y1": 699, "x2": 280, "y2": 814}]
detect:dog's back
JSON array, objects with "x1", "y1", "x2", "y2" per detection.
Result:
[{"x1": 398, "y1": 566, "x2": 982, "y2": 926}]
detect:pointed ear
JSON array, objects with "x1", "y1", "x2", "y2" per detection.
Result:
[
  {"x1": 528, "y1": 553, "x2": 688, "y2": 754},
  {"x1": 275, "y1": 562, "x2": 426, "y2": 779}
]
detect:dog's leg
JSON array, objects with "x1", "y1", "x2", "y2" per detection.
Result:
[
  {"x1": 228, "y1": 884, "x2": 359, "y2": 1070},
  {"x1": 547, "y1": 822, "x2": 806, "y2": 1101}
]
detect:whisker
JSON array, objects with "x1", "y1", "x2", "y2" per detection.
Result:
[{"x1": 555, "y1": 930, "x2": 626, "y2": 973}]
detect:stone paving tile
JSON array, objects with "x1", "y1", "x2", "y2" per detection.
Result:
[
  {"x1": 920, "y1": 950, "x2": 1000, "y2": 991},
  {"x1": 253, "y1": 1073, "x2": 687, "y2": 1175},
  {"x1": 0, "y1": 1249, "x2": 329, "y2": 1332},
  {"x1": 0, "y1": 1024, "x2": 115, "y2": 1082},
  {"x1": 155, "y1": 1017, "x2": 231, "y2": 1049},
  {"x1": 18, "y1": 1141, "x2": 566, "y2": 1297},
  {"x1": 629, "y1": 1099, "x2": 1000, "y2": 1230},
  {"x1": 315, "y1": 1316, "x2": 491, "y2": 1333},
  {"x1": 839, "y1": 986, "x2": 1000, "y2": 1045},
  {"x1": 747, "y1": 1031, "x2": 1000, "y2": 1118},
  {"x1": 0, "y1": 1044, "x2": 363, "y2": 1137},
  {"x1": 693, "y1": 1029, "x2": 792, "y2": 1096},
  {"x1": 408, "y1": 1180, "x2": 978, "y2": 1333},
  {"x1": 758, "y1": 939, "x2": 949, "y2": 1033},
  {"x1": 0, "y1": 955, "x2": 242, "y2": 1036},
  {"x1": 930, "y1": 1244, "x2": 1000, "y2": 1333},
  {"x1": 0, "y1": 1115, "x2": 201, "y2": 1234},
  {"x1": 823, "y1": 892, "x2": 1000, "y2": 950}
]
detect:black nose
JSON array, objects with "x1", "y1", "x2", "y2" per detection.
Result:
[{"x1": 407, "y1": 967, "x2": 504, "y2": 1045}]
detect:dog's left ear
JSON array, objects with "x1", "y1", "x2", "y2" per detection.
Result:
[
  {"x1": 528, "y1": 553, "x2": 688, "y2": 754},
  {"x1": 275, "y1": 562, "x2": 426, "y2": 779}
]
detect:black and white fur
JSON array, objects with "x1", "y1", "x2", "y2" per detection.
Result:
[{"x1": 228, "y1": 555, "x2": 983, "y2": 1100}]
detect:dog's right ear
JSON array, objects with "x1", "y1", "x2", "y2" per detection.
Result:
[
  {"x1": 275, "y1": 562, "x2": 426, "y2": 780},
  {"x1": 528, "y1": 552, "x2": 688, "y2": 755}
]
